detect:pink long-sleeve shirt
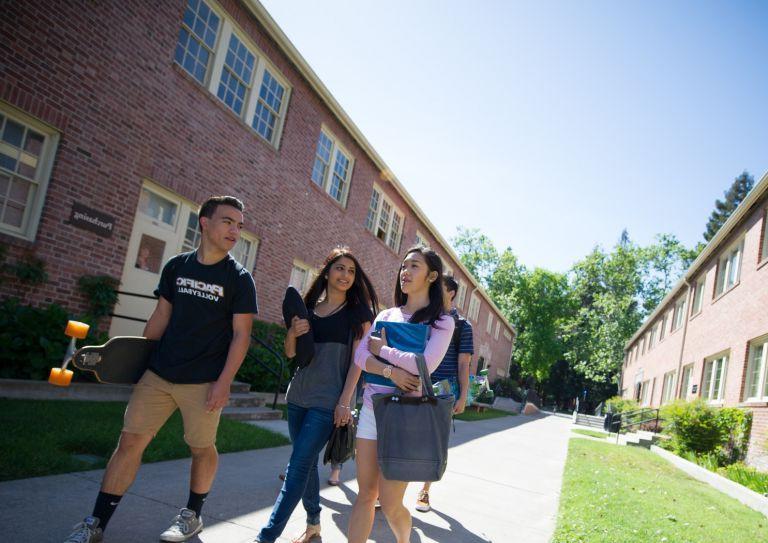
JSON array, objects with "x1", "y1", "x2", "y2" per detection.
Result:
[{"x1": 354, "y1": 306, "x2": 455, "y2": 409}]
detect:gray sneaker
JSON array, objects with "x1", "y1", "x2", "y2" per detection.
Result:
[
  {"x1": 160, "y1": 508, "x2": 203, "y2": 542},
  {"x1": 64, "y1": 516, "x2": 103, "y2": 543}
]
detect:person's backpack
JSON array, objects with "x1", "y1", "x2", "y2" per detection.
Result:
[{"x1": 451, "y1": 313, "x2": 467, "y2": 355}]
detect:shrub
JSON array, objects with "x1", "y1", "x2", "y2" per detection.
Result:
[
  {"x1": 661, "y1": 399, "x2": 725, "y2": 456},
  {"x1": 77, "y1": 275, "x2": 120, "y2": 318},
  {"x1": 492, "y1": 377, "x2": 524, "y2": 401},
  {"x1": 237, "y1": 319, "x2": 292, "y2": 393},
  {"x1": 717, "y1": 407, "x2": 752, "y2": 464},
  {"x1": 606, "y1": 396, "x2": 639, "y2": 414}
]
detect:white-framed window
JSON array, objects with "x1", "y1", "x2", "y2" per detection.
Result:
[
  {"x1": 174, "y1": 0, "x2": 221, "y2": 84},
  {"x1": 691, "y1": 275, "x2": 706, "y2": 316},
  {"x1": 289, "y1": 260, "x2": 315, "y2": 295},
  {"x1": 702, "y1": 353, "x2": 728, "y2": 402},
  {"x1": 486, "y1": 312, "x2": 494, "y2": 335},
  {"x1": 641, "y1": 336, "x2": 646, "y2": 355},
  {"x1": 456, "y1": 280, "x2": 467, "y2": 310},
  {"x1": 494, "y1": 321, "x2": 500, "y2": 341},
  {"x1": 679, "y1": 363, "x2": 693, "y2": 398},
  {"x1": 648, "y1": 324, "x2": 657, "y2": 350},
  {"x1": 365, "y1": 185, "x2": 404, "y2": 252},
  {"x1": 761, "y1": 209, "x2": 768, "y2": 262},
  {"x1": 216, "y1": 32, "x2": 255, "y2": 116},
  {"x1": 415, "y1": 230, "x2": 430, "y2": 248},
  {"x1": 443, "y1": 260, "x2": 454, "y2": 278},
  {"x1": 672, "y1": 297, "x2": 686, "y2": 331},
  {"x1": 744, "y1": 335, "x2": 768, "y2": 401},
  {"x1": 252, "y1": 68, "x2": 287, "y2": 143},
  {"x1": 715, "y1": 239, "x2": 743, "y2": 296},
  {"x1": 311, "y1": 129, "x2": 353, "y2": 206},
  {"x1": 661, "y1": 370, "x2": 676, "y2": 404},
  {"x1": 173, "y1": 0, "x2": 290, "y2": 148},
  {"x1": 660, "y1": 311, "x2": 668, "y2": 341},
  {"x1": 180, "y1": 210, "x2": 258, "y2": 270},
  {"x1": 0, "y1": 106, "x2": 59, "y2": 241},
  {"x1": 503, "y1": 329, "x2": 513, "y2": 341},
  {"x1": 468, "y1": 293, "x2": 480, "y2": 322}
]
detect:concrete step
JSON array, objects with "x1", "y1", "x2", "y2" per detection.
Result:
[
  {"x1": 617, "y1": 432, "x2": 654, "y2": 449},
  {"x1": 221, "y1": 406, "x2": 283, "y2": 421},
  {"x1": 230, "y1": 381, "x2": 251, "y2": 394},
  {"x1": 227, "y1": 393, "x2": 265, "y2": 408}
]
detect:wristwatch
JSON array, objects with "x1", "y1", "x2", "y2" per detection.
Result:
[{"x1": 382, "y1": 365, "x2": 392, "y2": 379}]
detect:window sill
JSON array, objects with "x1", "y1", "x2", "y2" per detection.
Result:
[
  {"x1": 758, "y1": 257, "x2": 768, "y2": 271},
  {"x1": 738, "y1": 401, "x2": 768, "y2": 407},
  {"x1": 712, "y1": 281, "x2": 740, "y2": 305},
  {"x1": 308, "y1": 180, "x2": 348, "y2": 211},
  {"x1": 689, "y1": 310, "x2": 702, "y2": 322},
  {"x1": 363, "y1": 227, "x2": 401, "y2": 256},
  {"x1": 706, "y1": 400, "x2": 725, "y2": 406}
]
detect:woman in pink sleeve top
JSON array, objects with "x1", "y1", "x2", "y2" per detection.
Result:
[{"x1": 347, "y1": 247, "x2": 454, "y2": 543}]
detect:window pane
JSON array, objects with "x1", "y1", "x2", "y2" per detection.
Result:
[
  {"x1": 2, "y1": 119, "x2": 24, "y2": 147},
  {"x1": 138, "y1": 188, "x2": 178, "y2": 226},
  {"x1": 747, "y1": 345, "x2": 763, "y2": 398},
  {"x1": 253, "y1": 70, "x2": 285, "y2": 142}
]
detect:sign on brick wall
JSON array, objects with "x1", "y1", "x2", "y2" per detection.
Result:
[{"x1": 68, "y1": 202, "x2": 116, "y2": 238}]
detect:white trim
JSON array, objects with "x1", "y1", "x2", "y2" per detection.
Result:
[
  {"x1": 494, "y1": 320, "x2": 500, "y2": 341},
  {"x1": 715, "y1": 238, "x2": 744, "y2": 297},
  {"x1": 691, "y1": 274, "x2": 706, "y2": 315},
  {"x1": 289, "y1": 259, "x2": 315, "y2": 295},
  {"x1": 456, "y1": 279, "x2": 467, "y2": 311},
  {"x1": 468, "y1": 293, "x2": 480, "y2": 322},
  {"x1": 415, "y1": 230, "x2": 430, "y2": 248},
  {"x1": 311, "y1": 126, "x2": 354, "y2": 206},
  {"x1": 672, "y1": 297, "x2": 686, "y2": 331},
  {"x1": 661, "y1": 370, "x2": 676, "y2": 404},
  {"x1": 744, "y1": 334, "x2": 768, "y2": 402},
  {"x1": 0, "y1": 103, "x2": 59, "y2": 241},
  {"x1": 679, "y1": 363, "x2": 693, "y2": 399},
  {"x1": 365, "y1": 183, "x2": 404, "y2": 252},
  {"x1": 702, "y1": 352, "x2": 728, "y2": 402},
  {"x1": 486, "y1": 312, "x2": 493, "y2": 335}
]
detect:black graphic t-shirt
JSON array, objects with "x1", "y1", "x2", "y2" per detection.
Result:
[{"x1": 150, "y1": 250, "x2": 258, "y2": 383}]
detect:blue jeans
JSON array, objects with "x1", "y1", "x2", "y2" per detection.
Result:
[{"x1": 258, "y1": 403, "x2": 334, "y2": 543}]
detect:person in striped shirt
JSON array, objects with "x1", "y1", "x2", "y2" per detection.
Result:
[{"x1": 415, "y1": 274, "x2": 474, "y2": 513}]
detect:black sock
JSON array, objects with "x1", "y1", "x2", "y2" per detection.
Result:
[
  {"x1": 92, "y1": 491, "x2": 122, "y2": 530},
  {"x1": 186, "y1": 491, "x2": 208, "y2": 517}
]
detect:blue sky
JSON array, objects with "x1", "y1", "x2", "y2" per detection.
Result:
[{"x1": 261, "y1": 0, "x2": 768, "y2": 272}]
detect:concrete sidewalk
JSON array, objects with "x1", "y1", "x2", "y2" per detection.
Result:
[{"x1": 0, "y1": 414, "x2": 571, "y2": 542}]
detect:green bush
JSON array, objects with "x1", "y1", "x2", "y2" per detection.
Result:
[
  {"x1": 606, "y1": 396, "x2": 639, "y2": 414},
  {"x1": 718, "y1": 407, "x2": 752, "y2": 464},
  {"x1": 77, "y1": 275, "x2": 120, "y2": 318},
  {"x1": 237, "y1": 319, "x2": 292, "y2": 393},
  {"x1": 492, "y1": 377, "x2": 524, "y2": 401},
  {"x1": 0, "y1": 298, "x2": 108, "y2": 381},
  {"x1": 661, "y1": 399, "x2": 725, "y2": 456}
]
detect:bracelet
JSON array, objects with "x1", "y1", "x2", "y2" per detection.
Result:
[{"x1": 337, "y1": 404, "x2": 350, "y2": 409}]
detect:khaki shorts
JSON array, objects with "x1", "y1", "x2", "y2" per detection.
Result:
[{"x1": 123, "y1": 370, "x2": 222, "y2": 448}]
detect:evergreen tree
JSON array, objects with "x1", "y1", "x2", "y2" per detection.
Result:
[{"x1": 703, "y1": 171, "x2": 754, "y2": 242}]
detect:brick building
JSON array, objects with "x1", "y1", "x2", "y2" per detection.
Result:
[
  {"x1": 620, "y1": 171, "x2": 768, "y2": 467},
  {"x1": 0, "y1": 0, "x2": 515, "y2": 378}
]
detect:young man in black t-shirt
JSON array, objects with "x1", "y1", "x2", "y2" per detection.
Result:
[{"x1": 64, "y1": 196, "x2": 258, "y2": 543}]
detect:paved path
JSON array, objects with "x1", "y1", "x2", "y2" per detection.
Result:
[{"x1": 0, "y1": 414, "x2": 571, "y2": 542}]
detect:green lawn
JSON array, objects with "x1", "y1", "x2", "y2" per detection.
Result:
[
  {"x1": 0, "y1": 399, "x2": 290, "y2": 482},
  {"x1": 553, "y1": 439, "x2": 768, "y2": 543},
  {"x1": 571, "y1": 428, "x2": 610, "y2": 439},
  {"x1": 454, "y1": 407, "x2": 515, "y2": 421}
]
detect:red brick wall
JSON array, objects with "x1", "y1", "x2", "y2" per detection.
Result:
[{"x1": 0, "y1": 0, "x2": 513, "y2": 375}]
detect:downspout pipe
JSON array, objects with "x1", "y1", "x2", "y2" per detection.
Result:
[{"x1": 673, "y1": 278, "x2": 693, "y2": 399}]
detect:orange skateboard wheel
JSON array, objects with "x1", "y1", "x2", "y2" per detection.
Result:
[
  {"x1": 49, "y1": 367, "x2": 73, "y2": 387},
  {"x1": 65, "y1": 320, "x2": 89, "y2": 339}
]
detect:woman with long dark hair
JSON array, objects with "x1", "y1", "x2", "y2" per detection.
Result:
[
  {"x1": 347, "y1": 246, "x2": 455, "y2": 543},
  {"x1": 256, "y1": 247, "x2": 378, "y2": 543}
]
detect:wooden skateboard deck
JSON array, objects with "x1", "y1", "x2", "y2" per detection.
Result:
[{"x1": 72, "y1": 336, "x2": 158, "y2": 384}]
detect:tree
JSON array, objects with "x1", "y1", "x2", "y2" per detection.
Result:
[
  {"x1": 450, "y1": 226, "x2": 499, "y2": 287},
  {"x1": 639, "y1": 233, "x2": 700, "y2": 315},
  {"x1": 703, "y1": 171, "x2": 754, "y2": 242}
]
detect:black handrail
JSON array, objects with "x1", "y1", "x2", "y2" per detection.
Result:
[
  {"x1": 108, "y1": 289, "x2": 287, "y2": 410},
  {"x1": 614, "y1": 408, "x2": 662, "y2": 443}
]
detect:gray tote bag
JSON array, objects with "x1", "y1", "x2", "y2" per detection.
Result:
[{"x1": 372, "y1": 355, "x2": 454, "y2": 482}]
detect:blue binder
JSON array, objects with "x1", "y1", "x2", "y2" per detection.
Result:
[{"x1": 364, "y1": 321, "x2": 429, "y2": 387}]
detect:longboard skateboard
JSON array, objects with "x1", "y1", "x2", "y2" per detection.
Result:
[
  {"x1": 71, "y1": 336, "x2": 158, "y2": 384},
  {"x1": 282, "y1": 286, "x2": 314, "y2": 368}
]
